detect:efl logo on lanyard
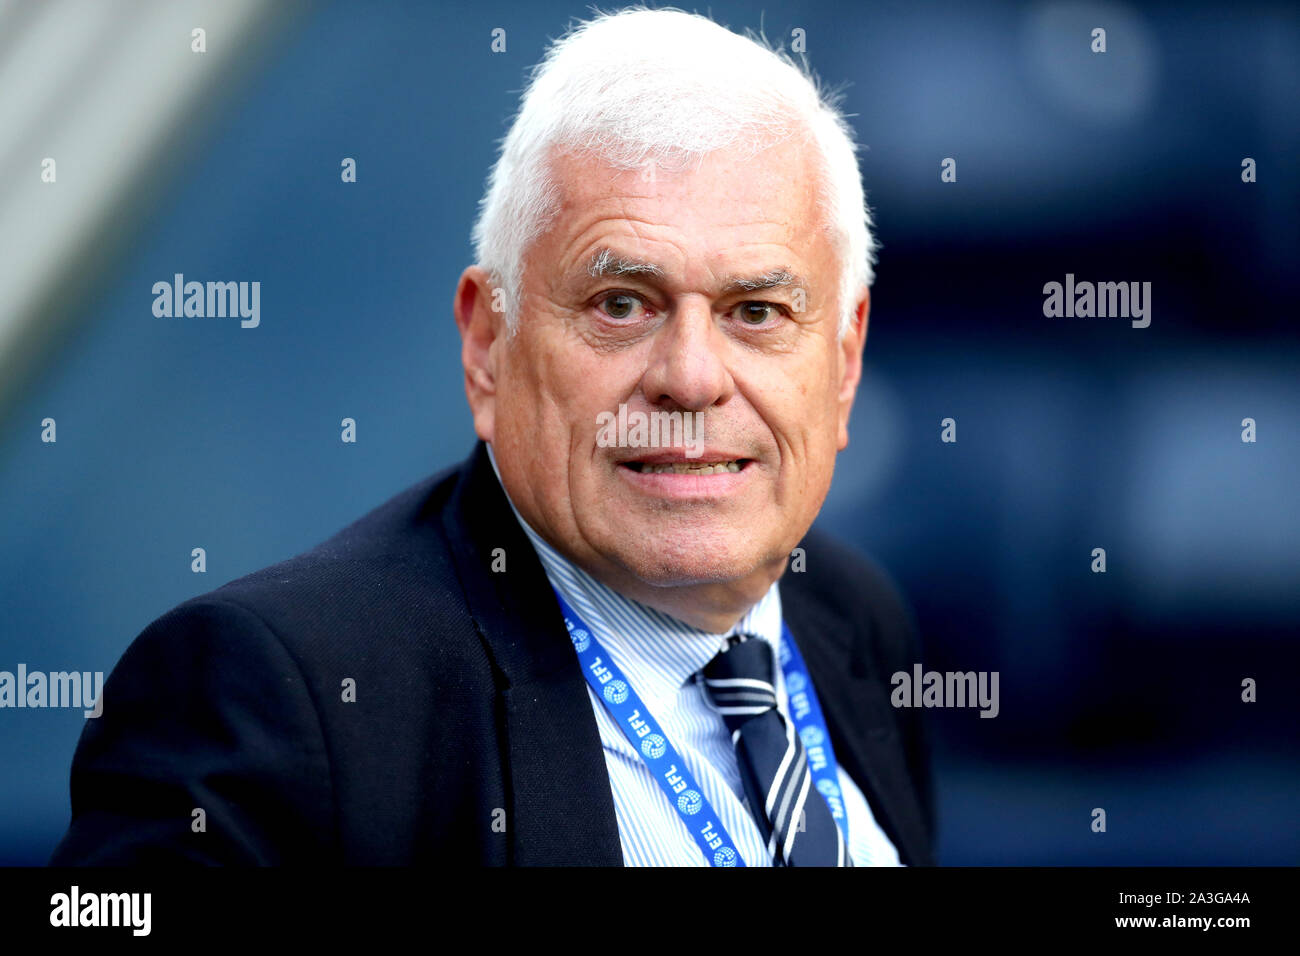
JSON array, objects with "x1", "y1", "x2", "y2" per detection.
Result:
[
  {"x1": 777, "y1": 627, "x2": 850, "y2": 829},
  {"x1": 554, "y1": 589, "x2": 745, "y2": 867}
]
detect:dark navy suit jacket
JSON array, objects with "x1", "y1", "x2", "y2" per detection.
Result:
[{"x1": 50, "y1": 443, "x2": 936, "y2": 865}]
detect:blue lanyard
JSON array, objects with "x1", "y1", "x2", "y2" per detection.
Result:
[
  {"x1": 554, "y1": 587, "x2": 850, "y2": 865},
  {"x1": 553, "y1": 589, "x2": 744, "y2": 866},
  {"x1": 776, "y1": 621, "x2": 851, "y2": 834}
]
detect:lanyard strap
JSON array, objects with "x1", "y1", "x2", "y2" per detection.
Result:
[
  {"x1": 553, "y1": 589, "x2": 744, "y2": 866},
  {"x1": 554, "y1": 588, "x2": 850, "y2": 863},
  {"x1": 777, "y1": 622, "x2": 850, "y2": 834}
]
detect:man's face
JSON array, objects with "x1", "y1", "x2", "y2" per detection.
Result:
[{"x1": 457, "y1": 135, "x2": 867, "y2": 606}]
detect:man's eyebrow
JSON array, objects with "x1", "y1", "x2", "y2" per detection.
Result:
[
  {"x1": 721, "y1": 268, "x2": 804, "y2": 295},
  {"x1": 586, "y1": 248, "x2": 666, "y2": 279},
  {"x1": 583, "y1": 249, "x2": 805, "y2": 295}
]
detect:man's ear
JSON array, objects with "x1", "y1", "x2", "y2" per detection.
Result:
[
  {"x1": 836, "y1": 285, "x2": 869, "y2": 451},
  {"x1": 453, "y1": 266, "x2": 504, "y2": 444}
]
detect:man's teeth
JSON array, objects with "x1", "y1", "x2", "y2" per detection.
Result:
[{"x1": 636, "y1": 461, "x2": 742, "y2": 475}]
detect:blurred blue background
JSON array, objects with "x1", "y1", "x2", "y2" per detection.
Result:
[{"x1": 1, "y1": 0, "x2": 1296, "y2": 865}]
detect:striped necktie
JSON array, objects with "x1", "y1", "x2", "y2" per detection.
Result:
[{"x1": 700, "y1": 634, "x2": 853, "y2": 866}]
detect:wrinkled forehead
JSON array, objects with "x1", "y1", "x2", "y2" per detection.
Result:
[{"x1": 532, "y1": 141, "x2": 837, "y2": 285}]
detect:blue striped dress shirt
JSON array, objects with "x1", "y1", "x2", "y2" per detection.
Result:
[{"x1": 488, "y1": 448, "x2": 902, "y2": 866}]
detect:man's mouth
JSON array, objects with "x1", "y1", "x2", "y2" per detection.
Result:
[{"x1": 621, "y1": 459, "x2": 752, "y2": 475}]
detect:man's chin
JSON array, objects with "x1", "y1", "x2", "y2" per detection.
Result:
[{"x1": 604, "y1": 532, "x2": 761, "y2": 589}]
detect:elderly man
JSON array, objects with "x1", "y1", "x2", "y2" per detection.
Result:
[{"x1": 51, "y1": 9, "x2": 934, "y2": 867}]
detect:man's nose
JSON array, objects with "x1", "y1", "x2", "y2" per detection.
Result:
[{"x1": 639, "y1": 298, "x2": 734, "y2": 411}]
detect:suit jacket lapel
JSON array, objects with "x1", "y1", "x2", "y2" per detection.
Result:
[
  {"x1": 782, "y1": 577, "x2": 935, "y2": 866},
  {"x1": 440, "y1": 443, "x2": 623, "y2": 866}
]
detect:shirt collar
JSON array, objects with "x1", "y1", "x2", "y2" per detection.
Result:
[{"x1": 485, "y1": 443, "x2": 783, "y2": 701}]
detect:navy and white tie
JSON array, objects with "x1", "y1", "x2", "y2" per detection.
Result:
[{"x1": 700, "y1": 634, "x2": 852, "y2": 867}]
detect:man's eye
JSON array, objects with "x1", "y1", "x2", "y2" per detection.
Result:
[
  {"x1": 601, "y1": 293, "x2": 641, "y2": 319},
  {"x1": 737, "y1": 302, "x2": 780, "y2": 325}
]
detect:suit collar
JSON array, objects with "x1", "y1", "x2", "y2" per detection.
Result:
[{"x1": 440, "y1": 442, "x2": 624, "y2": 865}]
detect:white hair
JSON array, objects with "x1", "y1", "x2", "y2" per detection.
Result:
[{"x1": 471, "y1": 6, "x2": 876, "y2": 338}]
